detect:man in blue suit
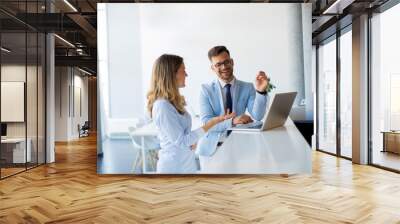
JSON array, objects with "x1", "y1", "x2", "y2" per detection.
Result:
[{"x1": 196, "y1": 46, "x2": 270, "y2": 168}]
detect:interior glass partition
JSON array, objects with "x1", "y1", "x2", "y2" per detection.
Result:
[
  {"x1": 0, "y1": 1, "x2": 46, "y2": 179},
  {"x1": 27, "y1": 31, "x2": 38, "y2": 169},
  {"x1": 37, "y1": 31, "x2": 45, "y2": 165},
  {"x1": 0, "y1": 31, "x2": 28, "y2": 177}
]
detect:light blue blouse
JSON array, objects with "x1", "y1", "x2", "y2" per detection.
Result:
[{"x1": 152, "y1": 99, "x2": 205, "y2": 173}]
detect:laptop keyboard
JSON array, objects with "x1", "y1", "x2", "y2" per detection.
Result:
[
  {"x1": 247, "y1": 124, "x2": 263, "y2": 129},
  {"x1": 235, "y1": 121, "x2": 263, "y2": 129}
]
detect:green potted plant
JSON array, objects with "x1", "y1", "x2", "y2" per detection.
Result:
[{"x1": 267, "y1": 78, "x2": 276, "y2": 93}]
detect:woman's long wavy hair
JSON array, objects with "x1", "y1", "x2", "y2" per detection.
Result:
[{"x1": 147, "y1": 54, "x2": 186, "y2": 117}]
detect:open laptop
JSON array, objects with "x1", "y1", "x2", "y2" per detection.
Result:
[{"x1": 228, "y1": 92, "x2": 297, "y2": 132}]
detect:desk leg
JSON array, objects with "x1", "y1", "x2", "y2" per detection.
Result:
[
  {"x1": 382, "y1": 133, "x2": 386, "y2": 152},
  {"x1": 141, "y1": 137, "x2": 146, "y2": 174}
]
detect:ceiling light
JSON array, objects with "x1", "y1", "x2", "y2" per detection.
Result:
[
  {"x1": 63, "y1": 0, "x2": 78, "y2": 12},
  {"x1": 78, "y1": 67, "x2": 93, "y2": 76},
  {"x1": 54, "y1": 34, "x2": 75, "y2": 48},
  {"x1": 1, "y1": 47, "x2": 11, "y2": 53},
  {"x1": 322, "y1": 0, "x2": 354, "y2": 15}
]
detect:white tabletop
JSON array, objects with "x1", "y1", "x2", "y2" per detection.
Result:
[
  {"x1": 130, "y1": 118, "x2": 312, "y2": 174},
  {"x1": 199, "y1": 119, "x2": 312, "y2": 174},
  {"x1": 1, "y1": 138, "x2": 27, "y2": 143},
  {"x1": 130, "y1": 122, "x2": 158, "y2": 136}
]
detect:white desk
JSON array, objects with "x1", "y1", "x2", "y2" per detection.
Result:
[
  {"x1": 1, "y1": 138, "x2": 31, "y2": 163},
  {"x1": 130, "y1": 118, "x2": 311, "y2": 174},
  {"x1": 199, "y1": 119, "x2": 312, "y2": 174}
]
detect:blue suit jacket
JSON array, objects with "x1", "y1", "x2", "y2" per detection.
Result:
[{"x1": 196, "y1": 79, "x2": 269, "y2": 156}]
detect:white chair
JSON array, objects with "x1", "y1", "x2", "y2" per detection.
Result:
[{"x1": 128, "y1": 125, "x2": 160, "y2": 174}]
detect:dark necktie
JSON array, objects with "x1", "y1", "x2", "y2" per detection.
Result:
[{"x1": 225, "y1": 83, "x2": 233, "y2": 113}]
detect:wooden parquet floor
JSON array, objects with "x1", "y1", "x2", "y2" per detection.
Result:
[{"x1": 1, "y1": 134, "x2": 400, "y2": 224}]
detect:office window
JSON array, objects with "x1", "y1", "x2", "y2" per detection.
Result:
[
  {"x1": 391, "y1": 75, "x2": 400, "y2": 130},
  {"x1": 340, "y1": 29, "x2": 352, "y2": 158},
  {"x1": 318, "y1": 36, "x2": 337, "y2": 155},
  {"x1": 371, "y1": 3, "x2": 400, "y2": 171}
]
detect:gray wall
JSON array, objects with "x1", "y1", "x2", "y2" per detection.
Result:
[{"x1": 54, "y1": 67, "x2": 89, "y2": 141}]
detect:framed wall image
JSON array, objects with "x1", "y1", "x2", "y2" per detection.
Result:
[
  {"x1": 1, "y1": 81, "x2": 25, "y2": 122},
  {"x1": 97, "y1": 3, "x2": 313, "y2": 175}
]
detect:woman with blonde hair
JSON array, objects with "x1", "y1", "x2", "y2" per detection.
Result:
[{"x1": 147, "y1": 54, "x2": 235, "y2": 173}]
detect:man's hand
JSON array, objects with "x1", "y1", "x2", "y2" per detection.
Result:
[
  {"x1": 232, "y1": 114, "x2": 253, "y2": 125},
  {"x1": 191, "y1": 143, "x2": 197, "y2": 151},
  {"x1": 255, "y1": 71, "x2": 269, "y2": 92}
]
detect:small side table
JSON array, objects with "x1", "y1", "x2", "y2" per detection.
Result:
[{"x1": 381, "y1": 131, "x2": 400, "y2": 154}]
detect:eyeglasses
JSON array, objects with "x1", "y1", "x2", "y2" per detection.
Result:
[{"x1": 213, "y1": 59, "x2": 232, "y2": 69}]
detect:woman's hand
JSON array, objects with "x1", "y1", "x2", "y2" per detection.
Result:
[
  {"x1": 210, "y1": 109, "x2": 236, "y2": 124},
  {"x1": 202, "y1": 110, "x2": 236, "y2": 132}
]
